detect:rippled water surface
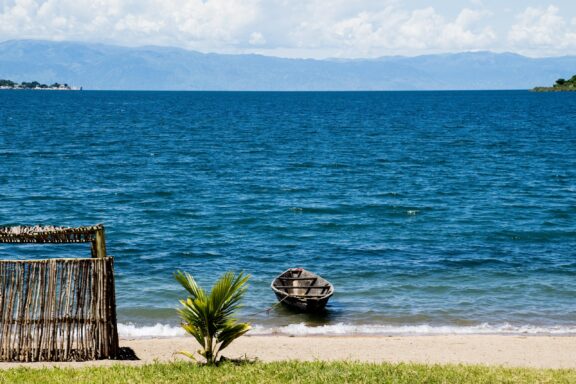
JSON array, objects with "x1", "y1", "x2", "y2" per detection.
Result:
[{"x1": 1, "y1": 90, "x2": 575, "y2": 335}]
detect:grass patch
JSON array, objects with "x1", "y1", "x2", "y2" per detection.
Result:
[{"x1": 1, "y1": 361, "x2": 575, "y2": 384}]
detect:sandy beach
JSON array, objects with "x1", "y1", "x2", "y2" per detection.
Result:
[{"x1": 1, "y1": 335, "x2": 575, "y2": 370}]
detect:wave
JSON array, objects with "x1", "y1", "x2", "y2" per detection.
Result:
[
  {"x1": 251, "y1": 323, "x2": 576, "y2": 336},
  {"x1": 118, "y1": 322, "x2": 576, "y2": 338},
  {"x1": 118, "y1": 323, "x2": 186, "y2": 338}
]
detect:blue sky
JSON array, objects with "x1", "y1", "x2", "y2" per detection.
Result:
[{"x1": 1, "y1": 0, "x2": 575, "y2": 58}]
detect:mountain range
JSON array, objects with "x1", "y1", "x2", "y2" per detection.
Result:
[{"x1": 1, "y1": 40, "x2": 574, "y2": 91}]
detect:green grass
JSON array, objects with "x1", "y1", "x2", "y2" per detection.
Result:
[{"x1": 1, "y1": 361, "x2": 575, "y2": 384}]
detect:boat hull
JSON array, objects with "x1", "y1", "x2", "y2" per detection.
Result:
[
  {"x1": 274, "y1": 291, "x2": 332, "y2": 312},
  {"x1": 271, "y1": 268, "x2": 334, "y2": 313}
]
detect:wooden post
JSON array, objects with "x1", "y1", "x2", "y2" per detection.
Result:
[{"x1": 94, "y1": 227, "x2": 107, "y2": 259}]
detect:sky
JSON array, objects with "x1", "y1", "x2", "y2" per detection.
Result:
[{"x1": 1, "y1": 0, "x2": 576, "y2": 58}]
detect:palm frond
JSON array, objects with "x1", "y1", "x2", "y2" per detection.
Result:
[
  {"x1": 174, "y1": 270, "x2": 205, "y2": 299},
  {"x1": 217, "y1": 322, "x2": 251, "y2": 351},
  {"x1": 175, "y1": 350, "x2": 197, "y2": 361},
  {"x1": 175, "y1": 270, "x2": 250, "y2": 364}
]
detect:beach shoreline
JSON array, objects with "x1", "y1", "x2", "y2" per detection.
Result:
[{"x1": 1, "y1": 335, "x2": 575, "y2": 370}]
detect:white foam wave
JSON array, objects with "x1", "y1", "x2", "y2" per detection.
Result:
[
  {"x1": 118, "y1": 322, "x2": 576, "y2": 339},
  {"x1": 118, "y1": 323, "x2": 185, "y2": 338},
  {"x1": 250, "y1": 323, "x2": 576, "y2": 336}
]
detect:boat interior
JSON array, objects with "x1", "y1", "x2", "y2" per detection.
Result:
[{"x1": 273, "y1": 268, "x2": 333, "y2": 298}]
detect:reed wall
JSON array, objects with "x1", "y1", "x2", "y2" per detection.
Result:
[{"x1": 0, "y1": 257, "x2": 118, "y2": 361}]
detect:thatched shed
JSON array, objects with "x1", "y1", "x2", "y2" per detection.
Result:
[{"x1": 0, "y1": 224, "x2": 118, "y2": 361}]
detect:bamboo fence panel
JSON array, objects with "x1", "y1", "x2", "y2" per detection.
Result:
[{"x1": 0, "y1": 255, "x2": 118, "y2": 361}]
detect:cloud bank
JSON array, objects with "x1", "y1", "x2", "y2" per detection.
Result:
[{"x1": 1, "y1": 0, "x2": 575, "y2": 58}]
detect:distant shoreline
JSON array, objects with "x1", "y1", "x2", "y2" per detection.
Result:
[
  {"x1": 532, "y1": 87, "x2": 576, "y2": 92},
  {"x1": 0, "y1": 88, "x2": 80, "y2": 91},
  {"x1": 0, "y1": 86, "x2": 80, "y2": 91},
  {"x1": 532, "y1": 75, "x2": 576, "y2": 92},
  {"x1": 0, "y1": 79, "x2": 80, "y2": 91},
  {"x1": 0, "y1": 88, "x2": 536, "y2": 92}
]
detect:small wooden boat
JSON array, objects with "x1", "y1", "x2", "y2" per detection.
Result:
[{"x1": 271, "y1": 268, "x2": 334, "y2": 312}]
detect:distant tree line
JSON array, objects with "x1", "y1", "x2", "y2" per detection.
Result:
[
  {"x1": 0, "y1": 79, "x2": 70, "y2": 89},
  {"x1": 533, "y1": 74, "x2": 576, "y2": 92},
  {"x1": 554, "y1": 75, "x2": 576, "y2": 88}
]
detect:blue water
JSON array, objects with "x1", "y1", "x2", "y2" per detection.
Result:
[{"x1": 1, "y1": 90, "x2": 575, "y2": 336}]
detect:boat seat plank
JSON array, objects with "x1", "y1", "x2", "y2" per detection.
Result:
[
  {"x1": 278, "y1": 277, "x2": 318, "y2": 281},
  {"x1": 274, "y1": 286, "x2": 327, "y2": 289}
]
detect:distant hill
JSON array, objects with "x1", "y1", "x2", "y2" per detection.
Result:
[{"x1": 1, "y1": 40, "x2": 576, "y2": 91}]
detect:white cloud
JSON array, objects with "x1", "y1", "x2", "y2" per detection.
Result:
[
  {"x1": 289, "y1": 6, "x2": 496, "y2": 56},
  {"x1": 115, "y1": 15, "x2": 164, "y2": 34},
  {"x1": 0, "y1": 1, "x2": 575, "y2": 58},
  {"x1": 508, "y1": 5, "x2": 576, "y2": 49},
  {"x1": 509, "y1": 6, "x2": 560, "y2": 44},
  {"x1": 0, "y1": 0, "x2": 260, "y2": 48},
  {"x1": 440, "y1": 9, "x2": 496, "y2": 48},
  {"x1": 248, "y1": 32, "x2": 265, "y2": 46}
]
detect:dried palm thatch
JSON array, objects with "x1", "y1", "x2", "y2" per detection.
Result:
[{"x1": 0, "y1": 225, "x2": 118, "y2": 362}]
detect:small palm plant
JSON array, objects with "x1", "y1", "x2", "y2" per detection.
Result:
[{"x1": 175, "y1": 270, "x2": 251, "y2": 365}]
